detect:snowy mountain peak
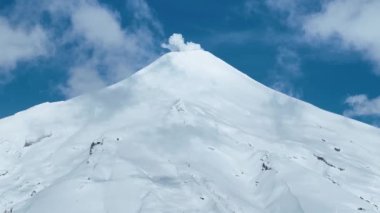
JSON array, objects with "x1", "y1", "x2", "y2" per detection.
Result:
[
  {"x1": 135, "y1": 49, "x2": 240, "y2": 80},
  {"x1": 119, "y1": 49, "x2": 269, "y2": 106},
  {"x1": 1, "y1": 44, "x2": 380, "y2": 213}
]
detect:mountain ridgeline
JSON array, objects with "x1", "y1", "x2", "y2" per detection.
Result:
[{"x1": 0, "y1": 50, "x2": 380, "y2": 213}]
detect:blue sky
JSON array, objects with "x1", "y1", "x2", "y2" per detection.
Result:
[{"x1": 1, "y1": 0, "x2": 380, "y2": 126}]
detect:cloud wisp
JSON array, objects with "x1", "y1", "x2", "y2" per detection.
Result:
[
  {"x1": 0, "y1": 0, "x2": 163, "y2": 97},
  {"x1": 270, "y1": 47, "x2": 303, "y2": 98},
  {"x1": 0, "y1": 17, "x2": 49, "y2": 76},
  {"x1": 260, "y1": 0, "x2": 380, "y2": 74},
  {"x1": 344, "y1": 95, "x2": 380, "y2": 118},
  {"x1": 59, "y1": 0, "x2": 162, "y2": 97},
  {"x1": 303, "y1": 0, "x2": 380, "y2": 74}
]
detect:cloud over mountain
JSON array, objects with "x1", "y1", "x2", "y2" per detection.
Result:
[
  {"x1": 0, "y1": 0, "x2": 162, "y2": 96},
  {"x1": 0, "y1": 17, "x2": 49, "y2": 76}
]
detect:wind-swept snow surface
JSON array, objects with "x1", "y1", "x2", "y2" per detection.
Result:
[{"x1": 1, "y1": 50, "x2": 380, "y2": 213}]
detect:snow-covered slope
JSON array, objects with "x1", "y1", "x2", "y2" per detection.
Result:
[{"x1": 1, "y1": 50, "x2": 380, "y2": 213}]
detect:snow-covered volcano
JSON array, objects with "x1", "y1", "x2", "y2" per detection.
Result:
[{"x1": 1, "y1": 45, "x2": 380, "y2": 213}]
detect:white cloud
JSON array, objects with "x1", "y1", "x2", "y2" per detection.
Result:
[
  {"x1": 71, "y1": 5, "x2": 125, "y2": 48},
  {"x1": 60, "y1": 66, "x2": 106, "y2": 97},
  {"x1": 271, "y1": 81, "x2": 302, "y2": 98},
  {"x1": 270, "y1": 47, "x2": 302, "y2": 98},
  {"x1": 263, "y1": 0, "x2": 380, "y2": 73},
  {"x1": 162, "y1": 33, "x2": 202, "y2": 52},
  {"x1": 0, "y1": 17, "x2": 49, "y2": 74},
  {"x1": 125, "y1": 0, "x2": 163, "y2": 33},
  {"x1": 265, "y1": 0, "x2": 298, "y2": 14},
  {"x1": 344, "y1": 94, "x2": 380, "y2": 117},
  {"x1": 57, "y1": 1, "x2": 161, "y2": 97},
  {"x1": 239, "y1": 1, "x2": 260, "y2": 17},
  {"x1": 303, "y1": 0, "x2": 380, "y2": 73},
  {"x1": 264, "y1": 0, "x2": 311, "y2": 27},
  {"x1": 60, "y1": 0, "x2": 162, "y2": 97},
  {"x1": 0, "y1": 0, "x2": 162, "y2": 97},
  {"x1": 262, "y1": 0, "x2": 380, "y2": 71},
  {"x1": 275, "y1": 47, "x2": 301, "y2": 77}
]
